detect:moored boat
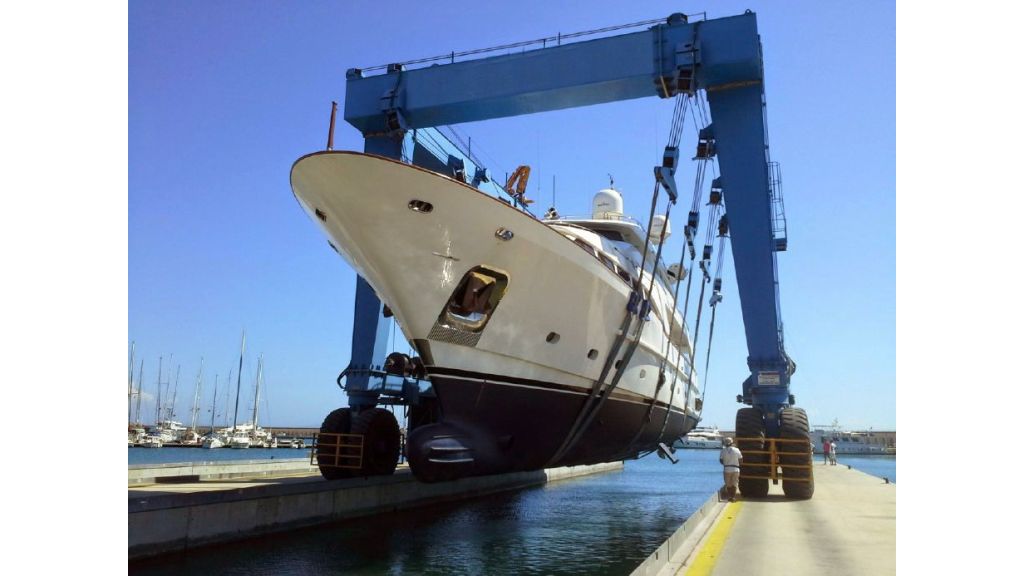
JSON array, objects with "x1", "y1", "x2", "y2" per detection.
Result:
[
  {"x1": 138, "y1": 435, "x2": 163, "y2": 448},
  {"x1": 201, "y1": 433, "x2": 225, "y2": 449},
  {"x1": 813, "y1": 425, "x2": 895, "y2": 455},
  {"x1": 673, "y1": 426, "x2": 723, "y2": 449},
  {"x1": 276, "y1": 436, "x2": 306, "y2": 449}
]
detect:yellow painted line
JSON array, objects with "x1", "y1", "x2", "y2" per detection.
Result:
[{"x1": 682, "y1": 501, "x2": 743, "y2": 576}]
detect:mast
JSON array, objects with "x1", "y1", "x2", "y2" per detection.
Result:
[
  {"x1": 223, "y1": 369, "x2": 233, "y2": 427},
  {"x1": 155, "y1": 356, "x2": 163, "y2": 426},
  {"x1": 170, "y1": 364, "x2": 181, "y2": 422},
  {"x1": 190, "y1": 357, "x2": 204, "y2": 431},
  {"x1": 135, "y1": 359, "x2": 145, "y2": 426},
  {"x1": 232, "y1": 331, "x2": 245, "y2": 431},
  {"x1": 252, "y1": 355, "x2": 263, "y2": 433},
  {"x1": 209, "y1": 373, "x2": 218, "y2": 432},
  {"x1": 128, "y1": 341, "x2": 135, "y2": 426}
]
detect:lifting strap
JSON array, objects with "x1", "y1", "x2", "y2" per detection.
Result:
[
  {"x1": 697, "y1": 222, "x2": 729, "y2": 417},
  {"x1": 547, "y1": 179, "x2": 670, "y2": 466}
]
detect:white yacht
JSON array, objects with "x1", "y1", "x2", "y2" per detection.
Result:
[
  {"x1": 138, "y1": 435, "x2": 163, "y2": 448},
  {"x1": 201, "y1": 432, "x2": 225, "y2": 449},
  {"x1": 276, "y1": 436, "x2": 306, "y2": 449},
  {"x1": 228, "y1": 431, "x2": 251, "y2": 449},
  {"x1": 813, "y1": 426, "x2": 895, "y2": 455},
  {"x1": 128, "y1": 425, "x2": 147, "y2": 446},
  {"x1": 291, "y1": 152, "x2": 700, "y2": 482},
  {"x1": 208, "y1": 423, "x2": 276, "y2": 449},
  {"x1": 674, "y1": 426, "x2": 724, "y2": 449},
  {"x1": 146, "y1": 420, "x2": 187, "y2": 444}
]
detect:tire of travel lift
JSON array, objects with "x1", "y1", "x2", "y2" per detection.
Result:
[
  {"x1": 780, "y1": 406, "x2": 815, "y2": 499},
  {"x1": 350, "y1": 407, "x2": 402, "y2": 476},
  {"x1": 317, "y1": 407, "x2": 353, "y2": 480},
  {"x1": 736, "y1": 407, "x2": 770, "y2": 498}
]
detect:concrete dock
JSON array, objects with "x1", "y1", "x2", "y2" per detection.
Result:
[
  {"x1": 128, "y1": 460, "x2": 623, "y2": 560},
  {"x1": 632, "y1": 462, "x2": 896, "y2": 576}
]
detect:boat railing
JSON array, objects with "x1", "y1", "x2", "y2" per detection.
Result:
[{"x1": 549, "y1": 214, "x2": 644, "y2": 228}]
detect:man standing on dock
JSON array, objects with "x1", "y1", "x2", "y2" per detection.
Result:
[
  {"x1": 720, "y1": 437, "x2": 743, "y2": 502},
  {"x1": 823, "y1": 436, "x2": 832, "y2": 464}
]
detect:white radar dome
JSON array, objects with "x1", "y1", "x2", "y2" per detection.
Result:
[
  {"x1": 649, "y1": 214, "x2": 671, "y2": 244},
  {"x1": 592, "y1": 188, "x2": 624, "y2": 220}
]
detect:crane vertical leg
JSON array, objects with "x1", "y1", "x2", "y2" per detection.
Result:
[
  {"x1": 346, "y1": 276, "x2": 391, "y2": 409},
  {"x1": 344, "y1": 133, "x2": 414, "y2": 410},
  {"x1": 706, "y1": 85, "x2": 792, "y2": 439}
]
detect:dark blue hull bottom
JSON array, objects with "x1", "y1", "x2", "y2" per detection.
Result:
[{"x1": 407, "y1": 370, "x2": 696, "y2": 482}]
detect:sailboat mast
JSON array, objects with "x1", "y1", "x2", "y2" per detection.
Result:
[
  {"x1": 135, "y1": 359, "x2": 145, "y2": 426},
  {"x1": 170, "y1": 364, "x2": 181, "y2": 421},
  {"x1": 232, "y1": 331, "x2": 245, "y2": 431},
  {"x1": 252, "y1": 355, "x2": 263, "y2": 432},
  {"x1": 223, "y1": 369, "x2": 233, "y2": 427},
  {"x1": 190, "y1": 357, "x2": 204, "y2": 431},
  {"x1": 128, "y1": 341, "x2": 135, "y2": 426},
  {"x1": 155, "y1": 356, "x2": 163, "y2": 425},
  {"x1": 209, "y1": 374, "x2": 218, "y2": 432}
]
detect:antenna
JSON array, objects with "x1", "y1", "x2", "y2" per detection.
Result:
[{"x1": 608, "y1": 173, "x2": 615, "y2": 189}]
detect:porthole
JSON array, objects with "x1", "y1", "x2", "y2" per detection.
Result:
[
  {"x1": 546, "y1": 332, "x2": 560, "y2": 344},
  {"x1": 588, "y1": 349, "x2": 599, "y2": 360},
  {"x1": 315, "y1": 208, "x2": 327, "y2": 222}
]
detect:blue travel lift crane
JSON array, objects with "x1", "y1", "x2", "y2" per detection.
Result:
[{"x1": 315, "y1": 10, "x2": 811, "y2": 498}]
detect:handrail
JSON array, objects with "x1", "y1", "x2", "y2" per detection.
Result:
[{"x1": 356, "y1": 13, "x2": 708, "y2": 73}]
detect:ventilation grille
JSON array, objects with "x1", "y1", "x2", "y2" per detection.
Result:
[{"x1": 428, "y1": 323, "x2": 482, "y2": 347}]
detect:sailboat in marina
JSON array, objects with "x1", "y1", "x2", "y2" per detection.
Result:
[
  {"x1": 179, "y1": 358, "x2": 205, "y2": 445},
  {"x1": 229, "y1": 354, "x2": 276, "y2": 448},
  {"x1": 201, "y1": 374, "x2": 224, "y2": 448},
  {"x1": 200, "y1": 332, "x2": 275, "y2": 449}
]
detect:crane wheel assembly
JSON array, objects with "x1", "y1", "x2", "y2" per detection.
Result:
[
  {"x1": 736, "y1": 407, "x2": 770, "y2": 498},
  {"x1": 350, "y1": 407, "x2": 402, "y2": 476},
  {"x1": 315, "y1": 406, "x2": 402, "y2": 479},
  {"x1": 316, "y1": 407, "x2": 355, "y2": 480},
  {"x1": 779, "y1": 407, "x2": 814, "y2": 499}
]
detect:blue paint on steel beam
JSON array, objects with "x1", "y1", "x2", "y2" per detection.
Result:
[
  {"x1": 706, "y1": 83, "x2": 792, "y2": 386},
  {"x1": 347, "y1": 275, "x2": 391, "y2": 408},
  {"x1": 344, "y1": 13, "x2": 762, "y2": 133}
]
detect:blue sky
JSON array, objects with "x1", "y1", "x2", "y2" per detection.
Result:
[{"x1": 128, "y1": 0, "x2": 895, "y2": 430}]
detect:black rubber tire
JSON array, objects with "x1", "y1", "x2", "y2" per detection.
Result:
[
  {"x1": 317, "y1": 407, "x2": 353, "y2": 480},
  {"x1": 736, "y1": 407, "x2": 769, "y2": 498},
  {"x1": 351, "y1": 407, "x2": 402, "y2": 477},
  {"x1": 780, "y1": 407, "x2": 815, "y2": 499}
]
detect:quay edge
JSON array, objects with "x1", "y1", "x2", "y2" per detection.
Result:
[{"x1": 128, "y1": 460, "x2": 623, "y2": 561}]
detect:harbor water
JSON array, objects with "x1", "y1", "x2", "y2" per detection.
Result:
[
  {"x1": 129, "y1": 450, "x2": 895, "y2": 575},
  {"x1": 128, "y1": 446, "x2": 312, "y2": 466}
]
